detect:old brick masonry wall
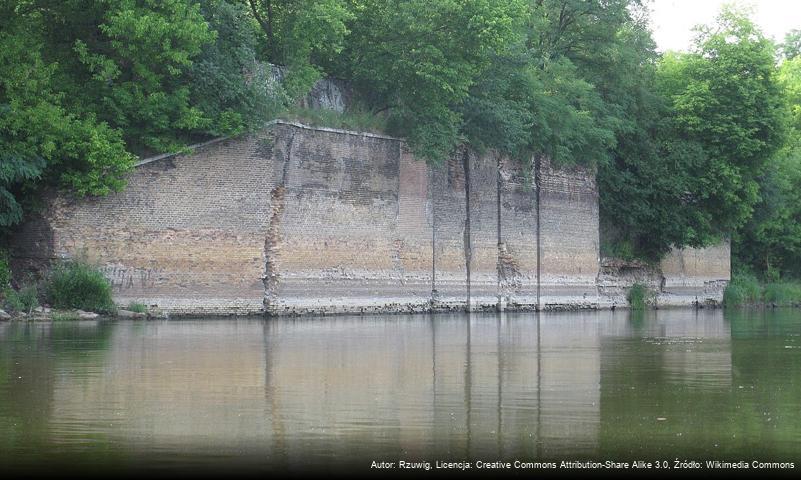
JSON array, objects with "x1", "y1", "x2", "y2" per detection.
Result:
[{"x1": 9, "y1": 122, "x2": 729, "y2": 315}]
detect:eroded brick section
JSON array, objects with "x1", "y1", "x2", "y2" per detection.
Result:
[
  {"x1": 498, "y1": 158, "x2": 538, "y2": 307},
  {"x1": 266, "y1": 124, "x2": 431, "y2": 314}
]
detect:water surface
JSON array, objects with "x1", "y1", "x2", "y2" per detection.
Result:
[{"x1": 1, "y1": 309, "x2": 799, "y2": 473}]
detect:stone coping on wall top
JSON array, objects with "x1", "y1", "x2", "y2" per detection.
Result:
[{"x1": 133, "y1": 120, "x2": 402, "y2": 168}]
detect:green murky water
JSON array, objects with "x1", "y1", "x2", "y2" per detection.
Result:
[{"x1": 1, "y1": 309, "x2": 799, "y2": 474}]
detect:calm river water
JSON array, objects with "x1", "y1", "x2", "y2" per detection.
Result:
[{"x1": 1, "y1": 309, "x2": 800, "y2": 474}]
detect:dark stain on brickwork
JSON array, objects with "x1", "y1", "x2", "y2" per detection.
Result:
[
  {"x1": 255, "y1": 134, "x2": 274, "y2": 158},
  {"x1": 447, "y1": 155, "x2": 465, "y2": 191},
  {"x1": 102, "y1": 266, "x2": 158, "y2": 292},
  {"x1": 6, "y1": 210, "x2": 55, "y2": 285}
]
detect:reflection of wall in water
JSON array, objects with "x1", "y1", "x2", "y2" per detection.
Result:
[
  {"x1": 47, "y1": 322, "x2": 275, "y2": 457},
  {"x1": 263, "y1": 313, "x2": 602, "y2": 460}
]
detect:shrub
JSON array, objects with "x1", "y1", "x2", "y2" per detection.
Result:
[
  {"x1": 3, "y1": 284, "x2": 39, "y2": 313},
  {"x1": 0, "y1": 249, "x2": 10, "y2": 289},
  {"x1": 723, "y1": 273, "x2": 762, "y2": 307},
  {"x1": 127, "y1": 302, "x2": 147, "y2": 314},
  {"x1": 2, "y1": 288, "x2": 22, "y2": 312},
  {"x1": 46, "y1": 260, "x2": 116, "y2": 314},
  {"x1": 763, "y1": 282, "x2": 801, "y2": 306},
  {"x1": 627, "y1": 283, "x2": 654, "y2": 310},
  {"x1": 279, "y1": 105, "x2": 389, "y2": 134}
]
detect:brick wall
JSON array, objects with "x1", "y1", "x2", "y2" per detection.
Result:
[
  {"x1": 8, "y1": 121, "x2": 727, "y2": 315},
  {"x1": 659, "y1": 240, "x2": 731, "y2": 306}
]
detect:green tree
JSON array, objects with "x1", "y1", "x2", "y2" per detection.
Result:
[
  {"x1": 733, "y1": 55, "x2": 801, "y2": 278},
  {"x1": 600, "y1": 6, "x2": 786, "y2": 260},
  {"x1": 45, "y1": 0, "x2": 216, "y2": 153},
  {"x1": 662, "y1": 7, "x2": 785, "y2": 234},
  {"x1": 0, "y1": 4, "x2": 134, "y2": 227},
  {"x1": 1, "y1": 1, "x2": 281, "y2": 228},
  {"x1": 782, "y1": 29, "x2": 801, "y2": 60},
  {"x1": 246, "y1": 0, "x2": 353, "y2": 99},
  {"x1": 189, "y1": 0, "x2": 287, "y2": 136},
  {"x1": 336, "y1": 0, "x2": 526, "y2": 162}
]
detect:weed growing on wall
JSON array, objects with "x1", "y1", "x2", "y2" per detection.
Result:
[
  {"x1": 279, "y1": 106, "x2": 389, "y2": 134},
  {"x1": 2, "y1": 284, "x2": 39, "y2": 314}
]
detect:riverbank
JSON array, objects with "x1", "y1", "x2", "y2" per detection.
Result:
[
  {"x1": 0, "y1": 307, "x2": 149, "y2": 322},
  {"x1": 723, "y1": 274, "x2": 801, "y2": 308}
]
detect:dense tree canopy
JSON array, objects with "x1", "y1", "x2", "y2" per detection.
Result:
[
  {"x1": 600, "y1": 7, "x2": 787, "y2": 260},
  {"x1": 1, "y1": 0, "x2": 799, "y2": 280},
  {"x1": 1, "y1": 0, "x2": 280, "y2": 228},
  {"x1": 734, "y1": 48, "x2": 801, "y2": 279}
]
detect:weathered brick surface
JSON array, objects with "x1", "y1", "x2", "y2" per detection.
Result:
[
  {"x1": 8, "y1": 121, "x2": 727, "y2": 315},
  {"x1": 498, "y1": 158, "x2": 538, "y2": 308},
  {"x1": 431, "y1": 152, "x2": 469, "y2": 307},
  {"x1": 658, "y1": 240, "x2": 731, "y2": 305},
  {"x1": 596, "y1": 241, "x2": 731, "y2": 308},
  {"x1": 10, "y1": 133, "x2": 277, "y2": 315},
  {"x1": 538, "y1": 158, "x2": 600, "y2": 308},
  {"x1": 266, "y1": 124, "x2": 433, "y2": 314},
  {"x1": 467, "y1": 151, "x2": 501, "y2": 309}
]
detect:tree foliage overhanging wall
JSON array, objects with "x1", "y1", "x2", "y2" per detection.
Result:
[{"x1": 1, "y1": 1, "x2": 799, "y2": 279}]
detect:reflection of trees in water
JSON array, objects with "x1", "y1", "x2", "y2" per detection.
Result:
[
  {"x1": 599, "y1": 309, "x2": 801, "y2": 460},
  {"x1": 0, "y1": 321, "x2": 119, "y2": 468},
  {"x1": 727, "y1": 309, "x2": 801, "y2": 459}
]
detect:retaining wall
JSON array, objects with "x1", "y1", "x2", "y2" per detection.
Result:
[{"x1": 8, "y1": 121, "x2": 728, "y2": 315}]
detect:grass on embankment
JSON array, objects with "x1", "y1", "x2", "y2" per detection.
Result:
[
  {"x1": 723, "y1": 273, "x2": 801, "y2": 307},
  {"x1": 278, "y1": 106, "x2": 389, "y2": 135}
]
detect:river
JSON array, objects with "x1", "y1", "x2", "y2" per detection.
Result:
[{"x1": 1, "y1": 309, "x2": 799, "y2": 474}]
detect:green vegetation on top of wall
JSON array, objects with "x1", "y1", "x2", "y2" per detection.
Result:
[{"x1": 278, "y1": 106, "x2": 388, "y2": 135}]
